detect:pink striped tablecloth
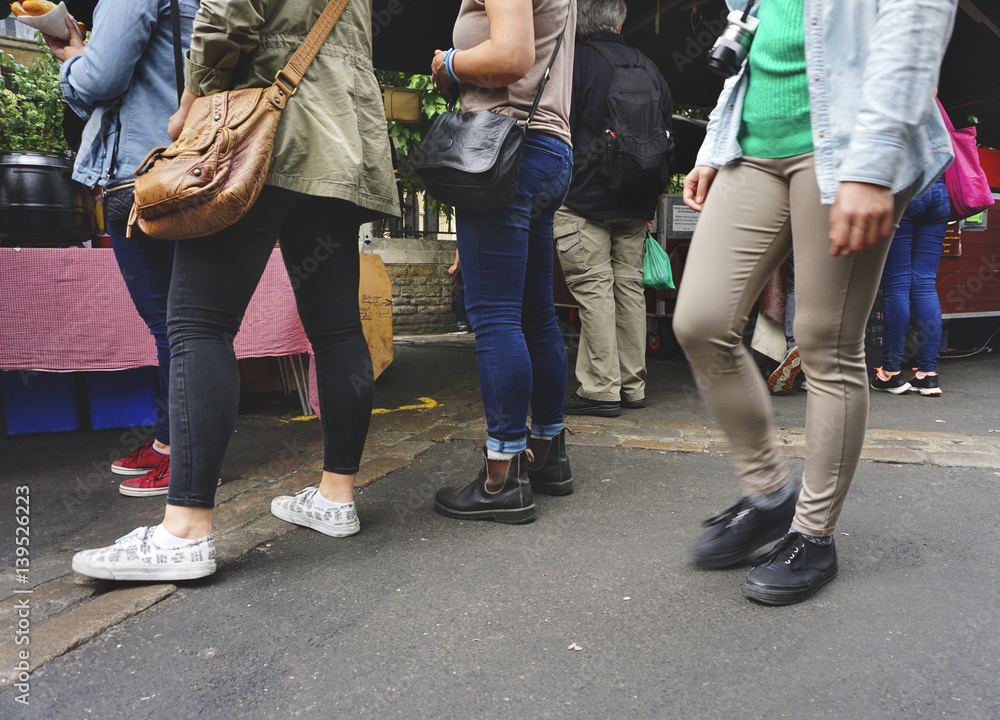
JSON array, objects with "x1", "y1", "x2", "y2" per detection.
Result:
[{"x1": 0, "y1": 247, "x2": 309, "y2": 372}]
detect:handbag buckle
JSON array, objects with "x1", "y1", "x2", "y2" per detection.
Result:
[{"x1": 273, "y1": 70, "x2": 298, "y2": 97}]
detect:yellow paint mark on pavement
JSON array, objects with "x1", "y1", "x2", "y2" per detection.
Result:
[{"x1": 372, "y1": 397, "x2": 440, "y2": 414}]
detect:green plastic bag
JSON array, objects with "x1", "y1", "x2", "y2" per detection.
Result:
[{"x1": 642, "y1": 232, "x2": 675, "y2": 290}]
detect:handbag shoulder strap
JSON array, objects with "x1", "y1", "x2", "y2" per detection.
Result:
[
  {"x1": 272, "y1": 0, "x2": 350, "y2": 96},
  {"x1": 170, "y1": 0, "x2": 184, "y2": 103},
  {"x1": 525, "y1": 6, "x2": 572, "y2": 129}
]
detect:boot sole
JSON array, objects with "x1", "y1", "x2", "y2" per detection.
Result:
[
  {"x1": 433, "y1": 500, "x2": 537, "y2": 524},
  {"x1": 744, "y1": 564, "x2": 839, "y2": 605},
  {"x1": 871, "y1": 382, "x2": 911, "y2": 395},
  {"x1": 529, "y1": 479, "x2": 574, "y2": 496}
]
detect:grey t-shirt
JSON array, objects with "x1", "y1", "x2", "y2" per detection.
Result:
[{"x1": 453, "y1": 0, "x2": 575, "y2": 147}]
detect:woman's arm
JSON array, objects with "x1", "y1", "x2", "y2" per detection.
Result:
[
  {"x1": 46, "y1": 0, "x2": 162, "y2": 118},
  {"x1": 184, "y1": 0, "x2": 269, "y2": 97},
  {"x1": 431, "y1": 0, "x2": 534, "y2": 93}
]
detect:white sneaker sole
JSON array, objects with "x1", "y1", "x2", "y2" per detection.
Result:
[
  {"x1": 72, "y1": 555, "x2": 216, "y2": 581},
  {"x1": 111, "y1": 465, "x2": 157, "y2": 476},
  {"x1": 270, "y1": 502, "x2": 360, "y2": 538},
  {"x1": 119, "y1": 477, "x2": 221, "y2": 498}
]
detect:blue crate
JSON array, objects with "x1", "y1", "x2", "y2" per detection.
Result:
[
  {"x1": 85, "y1": 368, "x2": 160, "y2": 430},
  {"x1": 1, "y1": 371, "x2": 82, "y2": 435}
]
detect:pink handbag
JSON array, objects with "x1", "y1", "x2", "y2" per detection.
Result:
[{"x1": 937, "y1": 99, "x2": 995, "y2": 220}]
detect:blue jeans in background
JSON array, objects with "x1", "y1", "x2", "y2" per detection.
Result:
[
  {"x1": 456, "y1": 131, "x2": 573, "y2": 453},
  {"x1": 110, "y1": 229, "x2": 175, "y2": 445},
  {"x1": 880, "y1": 177, "x2": 950, "y2": 372}
]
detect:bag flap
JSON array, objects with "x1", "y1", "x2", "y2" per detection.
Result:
[
  {"x1": 414, "y1": 111, "x2": 523, "y2": 174},
  {"x1": 155, "y1": 88, "x2": 268, "y2": 159}
]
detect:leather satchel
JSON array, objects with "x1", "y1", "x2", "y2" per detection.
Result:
[
  {"x1": 410, "y1": 14, "x2": 569, "y2": 212},
  {"x1": 129, "y1": 0, "x2": 349, "y2": 240}
]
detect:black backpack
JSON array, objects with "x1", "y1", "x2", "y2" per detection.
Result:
[{"x1": 589, "y1": 42, "x2": 674, "y2": 197}]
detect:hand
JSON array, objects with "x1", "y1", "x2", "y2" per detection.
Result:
[
  {"x1": 168, "y1": 88, "x2": 200, "y2": 141},
  {"x1": 448, "y1": 262, "x2": 459, "y2": 275},
  {"x1": 41, "y1": 16, "x2": 85, "y2": 62},
  {"x1": 828, "y1": 181, "x2": 896, "y2": 257},
  {"x1": 431, "y1": 49, "x2": 454, "y2": 96},
  {"x1": 683, "y1": 165, "x2": 718, "y2": 212}
]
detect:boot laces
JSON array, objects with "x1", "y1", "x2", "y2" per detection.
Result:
[{"x1": 757, "y1": 532, "x2": 803, "y2": 566}]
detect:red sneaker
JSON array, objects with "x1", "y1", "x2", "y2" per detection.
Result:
[
  {"x1": 112, "y1": 440, "x2": 167, "y2": 476},
  {"x1": 119, "y1": 456, "x2": 170, "y2": 497}
]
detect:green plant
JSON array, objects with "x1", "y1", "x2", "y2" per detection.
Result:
[
  {"x1": 375, "y1": 70, "x2": 453, "y2": 218},
  {"x1": 0, "y1": 36, "x2": 67, "y2": 153}
]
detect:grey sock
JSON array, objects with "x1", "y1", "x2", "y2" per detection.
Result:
[
  {"x1": 801, "y1": 533, "x2": 833, "y2": 547},
  {"x1": 747, "y1": 480, "x2": 799, "y2": 511}
]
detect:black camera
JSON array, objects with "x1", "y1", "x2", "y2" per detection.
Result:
[{"x1": 707, "y1": 8, "x2": 760, "y2": 78}]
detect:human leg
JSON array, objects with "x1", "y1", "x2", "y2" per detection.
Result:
[
  {"x1": 786, "y1": 163, "x2": 911, "y2": 538},
  {"x1": 609, "y1": 217, "x2": 648, "y2": 404},
  {"x1": 268, "y1": 197, "x2": 369, "y2": 537},
  {"x1": 554, "y1": 208, "x2": 620, "y2": 405},
  {"x1": 909, "y1": 180, "x2": 949, "y2": 377},
  {"x1": 110, "y1": 230, "x2": 174, "y2": 449},
  {"x1": 673, "y1": 157, "x2": 798, "y2": 567},
  {"x1": 878, "y1": 213, "x2": 914, "y2": 374},
  {"x1": 435, "y1": 132, "x2": 571, "y2": 522}
]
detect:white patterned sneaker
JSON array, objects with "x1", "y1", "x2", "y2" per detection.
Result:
[
  {"x1": 270, "y1": 487, "x2": 361, "y2": 537},
  {"x1": 72, "y1": 526, "x2": 216, "y2": 581}
]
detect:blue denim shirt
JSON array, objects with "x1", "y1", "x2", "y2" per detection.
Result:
[
  {"x1": 696, "y1": 0, "x2": 958, "y2": 204},
  {"x1": 61, "y1": 0, "x2": 198, "y2": 187}
]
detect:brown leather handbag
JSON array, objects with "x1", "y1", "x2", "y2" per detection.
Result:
[{"x1": 128, "y1": 0, "x2": 349, "y2": 240}]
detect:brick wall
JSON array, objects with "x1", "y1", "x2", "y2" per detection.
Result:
[{"x1": 370, "y1": 237, "x2": 457, "y2": 335}]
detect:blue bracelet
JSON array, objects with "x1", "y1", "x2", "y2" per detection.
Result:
[{"x1": 444, "y1": 48, "x2": 460, "y2": 84}]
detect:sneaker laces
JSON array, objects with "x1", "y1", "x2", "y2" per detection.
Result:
[
  {"x1": 121, "y1": 439, "x2": 155, "y2": 462},
  {"x1": 755, "y1": 532, "x2": 803, "y2": 566},
  {"x1": 703, "y1": 498, "x2": 754, "y2": 529},
  {"x1": 133, "y1": 461, "x2": 170, "y2": 488}
]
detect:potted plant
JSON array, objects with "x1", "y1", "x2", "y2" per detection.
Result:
[{"x1": 1, "y1": 35, "x2": 94, "y2": 246}]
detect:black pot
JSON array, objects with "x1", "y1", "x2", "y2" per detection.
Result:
[{"x1": 0, "y1": 151, "x2": 95, "y2": 247}]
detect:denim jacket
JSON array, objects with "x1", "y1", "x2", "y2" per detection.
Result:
[
  {"x1": 61, "y1": 0, "x2": 198, "y2": 188},
  {"x1": 696, "y1": 0, "x2": 958, "y2": 203}
]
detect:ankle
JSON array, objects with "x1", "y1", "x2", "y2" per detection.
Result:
[{"x1": 162, "y1": 505, "x2": 213, "y2": 540}]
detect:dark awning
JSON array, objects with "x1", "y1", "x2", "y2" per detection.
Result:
[{"x1": 372, "y1": 0, "x2": 1000, "y2": 147}]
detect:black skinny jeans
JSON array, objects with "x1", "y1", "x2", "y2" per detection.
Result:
[{"x1": 166, "y1": 186, "x2": 372, "y2": 509}]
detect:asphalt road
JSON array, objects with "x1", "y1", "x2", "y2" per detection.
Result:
[{"x1": 3, "y1": 337, "x2": 999, "y2": 719}]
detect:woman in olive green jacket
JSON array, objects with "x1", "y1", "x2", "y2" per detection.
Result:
[{"x1": 73, "y1": 0, "x2": 398, "y2": 582}]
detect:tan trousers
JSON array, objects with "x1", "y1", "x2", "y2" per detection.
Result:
[
  {"x1": 554, "y1": 207, "x2": 648, "y2": 403},
  {"x1": 673, "y1": 154, "x2": 909, "y2": 536}
]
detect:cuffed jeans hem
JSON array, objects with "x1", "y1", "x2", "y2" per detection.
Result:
[
  {"x1": 791, "y1": 518, "x2": 836, "y2": 538},
  {"x1": 166, "y1": 498, "x2": 215, "y2": 510},
  {"x1": 486, "y1": 435, "x2": 527, "y2": 454},
  {"x1": 620, "y1": 392, "x2": 644, "y2": 402},
  {"x1": 531, "y1": 422, "x2": 563, "y2": 438}
]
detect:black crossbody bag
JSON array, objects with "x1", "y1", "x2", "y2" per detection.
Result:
[
  {"x1": 410, "y1": 13, "x2": 569, "y2": 212},
  {"x1": 101, "y1": 0, "x2": 184, "y2": 237}
]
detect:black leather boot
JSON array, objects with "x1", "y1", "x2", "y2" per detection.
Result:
[
  {"x1": 526, "y1": 428, "x2": 573, "y2": 496},
  {"x1": 434, "y1": 449, "x2": 536, "y2": 524}
]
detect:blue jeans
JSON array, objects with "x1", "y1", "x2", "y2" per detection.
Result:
[
  {"x1": 110, "y1": 229, "x2": 175, "y2": 445},
  {"x1": 456, "y1": 131, "x2": 573, "y2": 453},
  {"x1": 881, "y1": 178, "x2": 950, "y2": 372},
  {"x1": 166, "y1": 187, "x2": 371, "y2": 509}
]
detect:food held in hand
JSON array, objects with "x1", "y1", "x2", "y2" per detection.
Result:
[
  {"x1": 20, "y1": 0, "x2": 58, "y2": 15},
  {"x1": 9, "y1": 2, "x2": 27, "y2": 16}
]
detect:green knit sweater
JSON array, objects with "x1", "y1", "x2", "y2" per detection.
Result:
[{"x1": 738, "y1": 0, "x2": 814, "y2": 159}]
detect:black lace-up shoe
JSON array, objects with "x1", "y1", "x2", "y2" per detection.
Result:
[
  {"x1": 692, "y1": 490, "x2": 797, "y2": 569},
  {"x1": 745, "y1": 531, "x2": 838, "y2": 605},
  {"x1": 564, "y1": 393, "x2": 620, "y2": 418}
]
